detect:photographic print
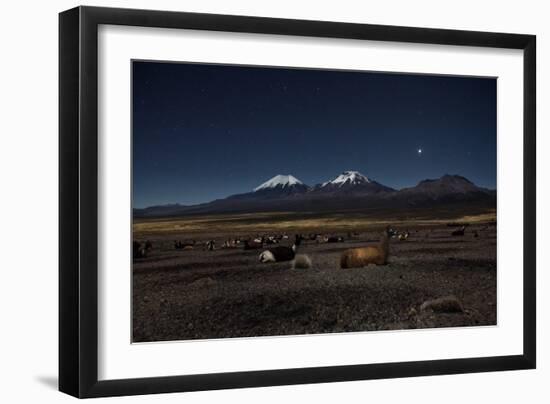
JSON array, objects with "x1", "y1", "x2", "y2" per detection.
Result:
[{"x1": 132, "y1": 61, "x2": 497, "y2": 343}]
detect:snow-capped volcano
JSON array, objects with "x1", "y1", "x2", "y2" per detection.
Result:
[
  {"x1": 254, "y1": 174, "x2": 305, "y2": 191},
  {"x1": 322, "y1": 171, "x2": 371, "y2": 187},
  {"x1": 313, "y1": 170, "x2": 394, "y2": 195}
]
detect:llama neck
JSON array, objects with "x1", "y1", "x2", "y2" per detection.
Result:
[
  {"x1": 379, "y1": 234, "x2": 389, "y2": 258},
  {"x1": 292, "y1": 237, "x2": 301, "y2": 252}
]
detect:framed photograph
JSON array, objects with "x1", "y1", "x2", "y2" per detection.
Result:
[{"x1": 59, "y1": 6, "x2": 536, "y2": 398}]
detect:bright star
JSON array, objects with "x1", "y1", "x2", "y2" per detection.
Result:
[{"x1": 418, "y1": 148, "x2": 422, "y2": 155}]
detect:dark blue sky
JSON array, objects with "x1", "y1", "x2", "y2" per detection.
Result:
[{"x1": 133, "y1": 61, "x2": 496, "y2": 208}]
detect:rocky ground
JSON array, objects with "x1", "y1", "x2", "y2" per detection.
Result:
[{"x1": 132, "y1": 219, "x2": 496, "y2": 342}]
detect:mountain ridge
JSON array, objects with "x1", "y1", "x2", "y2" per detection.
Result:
[{"x1": 134, "y1": 172, "x2": 495, "y2": 217}]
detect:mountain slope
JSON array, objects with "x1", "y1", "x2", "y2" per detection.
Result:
[
  {"x1": 132, "y1": 204, "x2": 188, "y2": 217},
  {"x1": 390, "y1": 174, "x2": 494, "y2": 205},
  {"x1": 254, "y1": 174, "x2": 305, "y2": 191},
  {"x1": 248, "y1": 174, "x2": 309, "y2": 198},
  {"x1": 312, "y1": 171, "x2": 395, "y2": 196}
]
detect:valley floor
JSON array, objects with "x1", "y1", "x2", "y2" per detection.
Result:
[{"x1": 132, "y1": 208, "x2": 496, "y2": 342}]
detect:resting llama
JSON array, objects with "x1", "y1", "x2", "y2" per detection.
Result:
[
  {"x1": 340, "y1": 227, "x2": 390, "y2": 268},
  {"x1": 259, "y1": 235, "x2": 302, "y2": 263}
]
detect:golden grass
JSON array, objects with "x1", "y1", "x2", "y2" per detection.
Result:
[{"x1": 133, "y1": 209, "x2": 496, "y2": 237}]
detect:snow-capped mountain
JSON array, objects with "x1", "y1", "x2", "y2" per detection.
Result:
[
  {"x1": 254, "y1": 174, "x2": 306, "y2": 192},
  {"x1": 321, "y1": 171, "x2": 371, "y2": 187},
  {"x1": 250, "y1": 174, "x2": 310, "y2": 198},
  {"x1": 216, "y1": 174, "x2": 310, "y2": 201},
  {"x1": 313, "y1": 170, "x2": 395, "y2": 195}
]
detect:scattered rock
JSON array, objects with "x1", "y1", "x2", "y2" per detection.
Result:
[
  {"x1": 292, "y1": 254, "x2": 312, "y2": 269},
  {"x1": 420, "y1": 296, "x2": 464, "y2": 313}
]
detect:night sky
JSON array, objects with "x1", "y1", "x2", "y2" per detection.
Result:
[{"x1": 133, "y1": 61, "x2": 496, "y2": 208}]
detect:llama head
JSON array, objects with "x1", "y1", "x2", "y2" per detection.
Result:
[
  {"x1": 382, "y1": 226, "x2": 393, "y2": 241},
  {"x1": 259, "y1": 250, "x2": 276, "y2": 263}
]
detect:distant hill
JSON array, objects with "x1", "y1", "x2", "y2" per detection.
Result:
[
  {"x1": 133, "y1": 172, "x2": 495, "y2": 218},
  {"x1": 388, "y1": 174, "x2": 495, "y2": 206},
  {"x1": 133, "y1": 203, "x2": 188, "y2": 218}
]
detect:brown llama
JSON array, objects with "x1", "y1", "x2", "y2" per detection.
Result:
[{"x1": 340, "y1": 227, "x2": 390, "y2": 268}]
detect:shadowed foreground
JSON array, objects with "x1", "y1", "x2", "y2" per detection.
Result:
[{"x1": 132, "y1": 210, "x2": 496, "y2": 342}]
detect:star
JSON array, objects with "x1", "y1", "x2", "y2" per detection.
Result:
[{"x1": 417, "y1": 148, "x2": 423, "y2": 155}]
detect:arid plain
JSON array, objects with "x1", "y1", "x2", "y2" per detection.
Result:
[{"x1": 132, "y1": 206, "x2": 496, "y2": 342}]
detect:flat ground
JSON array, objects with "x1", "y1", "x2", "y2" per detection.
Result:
[{"x1": 132, "y1": 207, "x2": 497, "y2": 342}]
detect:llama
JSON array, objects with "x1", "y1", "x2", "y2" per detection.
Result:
[
  {"x1": 205, "y1": 240, "x2": 215, "y2": 251},
  {"x1": 259, "y1": 235, "x2": 303, "y2": 263},
  {"x1": 244, "y1": 238, "x2": 263, "y2": 250},
  {"x1": 398, "y1": 230, "x2": 409, "y2": 241},
  {"x1": 174, "y1": 240, "x2": 195, "y2": 250},
  {"x1": 340, "y1": 227, "x2": 390, "y2": 268},
  {"x1": 451, "y1": 226, "x2": 466, "y2": 236},
  {"x1": 133, "y1": 241, "x2": 147, "y2": 259},
  {"x1": 264, "y1": 236, "x2": 279, "y2": 245},
  {"x1": 222, "y1": 239, "x2": 238, "y2": 249}
]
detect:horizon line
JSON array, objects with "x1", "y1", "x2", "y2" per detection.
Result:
[{"x1": 134, "y1": 172, "x2": 496, "y2": 210}]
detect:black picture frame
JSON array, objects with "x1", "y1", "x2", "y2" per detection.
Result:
[{"x1": 59, "y1": 5, "x2": 536, "y2": 398}]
